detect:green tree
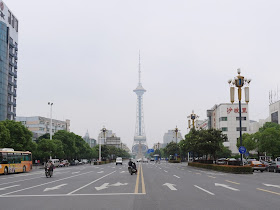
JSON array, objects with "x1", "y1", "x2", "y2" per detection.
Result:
[
  {"x1": 258, "y1": 127, "x2": 280, "y2": 159},
  {"x1": 164, "y1": 142, "x2": 179, "y2": 159},
  {"x1": 0, "y1": 120, "x2": 33, "y2": 151},
  {"x1": 236, "y1": 133, "x2": 257, "y2": 152}
]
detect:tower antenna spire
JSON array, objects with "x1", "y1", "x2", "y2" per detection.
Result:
[{"x1": 138, "y1": 50, "x2": 141, "y2": 85}]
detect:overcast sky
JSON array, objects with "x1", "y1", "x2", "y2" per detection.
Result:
[{"x1": 8, "y1": 0, "x2": 280, "y2": 149}]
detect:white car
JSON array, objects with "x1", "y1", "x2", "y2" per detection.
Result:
[
  {"x1": 116, "y1": 157, "x2": 123, "y2": 165},
  {"x1": 142, "y1": 158, "x2": 148, "y2": 163}
]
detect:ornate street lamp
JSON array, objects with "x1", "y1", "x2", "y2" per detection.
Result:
[
  {"x1": 228, "y1": 69, "x2": 251, "y2": 164},
  {"x1": 100, "y1": 127, "x2": 107, "y2": 162},
  {"x1": 187, "y1": 110, "x2": 199, "y2": 129}
]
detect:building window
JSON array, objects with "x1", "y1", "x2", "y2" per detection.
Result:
[
  {"x1": 15, "y1": 19, "x2": 18, "y2": 32},
  {"x1": 221, "y1": 127, "x2": 228, "y2": 131},
  {"x1": 8, "y1": 11, "x2": 11, "y2": 24},
  {"x1": 11, "y1": 15, "x2": 15, "y2": 28},
  {"x1": 236, "y1": 127, "x2": 247, "y2": 131},
  {"x1": 271, "y1": 112, "x2": 278, "y2": 124},
  {"x1": 21, "y1": 121, "x2": 26, "y2": 125},
  {"x1": 219, "y1": 117, "x2": 227, "y2": 121},
  {"x1": 236, "y1": 117, "x2": 247, "y2": 121}
]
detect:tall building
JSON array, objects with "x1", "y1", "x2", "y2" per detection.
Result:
[
  {"x1": 0, "y1": 1, "x2": 19, "y2": 121},
  {"x1": 163, "y1": 130, "x2": 183, "y2": 146},
  {"x1": 16, "y1": 116, "x2": 70, "y2": 140},
  {"x1": 83, "y1": 131, "x2": 96, "y2": 148},
  {"x1": 207, "y1": 103, "x2": 249, "y2": 153},
  {"x1": 132, "y1": 53, "x2": 148, "y2": 156}
]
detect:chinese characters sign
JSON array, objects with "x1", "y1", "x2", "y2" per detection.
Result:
[{"x1": 227, "y1": 107, "x2": 247, "y2": 114}]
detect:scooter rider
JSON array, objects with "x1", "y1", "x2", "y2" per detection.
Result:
[
  {"x1": 45, "y1": 160, "x2": 54, "y2": 172},
  {"x1": 128, "y1": 159, "x2": 137, "y2": 173}
]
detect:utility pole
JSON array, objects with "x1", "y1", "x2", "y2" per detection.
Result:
[{"x1": 48, "y1": 102, "x2": 53, "y2": 140}]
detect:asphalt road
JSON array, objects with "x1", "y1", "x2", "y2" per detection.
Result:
[{"x1": 0, "y1": 161, "x2": 280, "y2": 210}]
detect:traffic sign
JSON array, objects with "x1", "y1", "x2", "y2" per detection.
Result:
[
  {"x1": 147, "y1": 149, "x2": 154, "y2": 154},
  {"x1": 175, "y1": 153, "x2": 178, "y2": 157},
  {"x1": 239, "y1": 146, "x2": 247, "y2": 154},
  {"x1": 245, "y1": 151, "x2": 249, "y2": 157}
]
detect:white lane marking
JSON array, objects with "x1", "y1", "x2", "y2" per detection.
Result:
[
  {"x1": 120, "y1": 171, "x2": 126, "y2": 173},
  {"x1": 72, "y1": 171, "x2": 80, "y2": 174},
  {"x1": 163, "y1": 183, "x2": 177, "y2": 191},
  {"x1": 0, "y1": 171, "x2": 70, "y2": 186},
  {"x1": 44, "y1": 184, "x2": 68, "y2": 192},
  {"x1": 194, "y1": 185, "x2": 215, "y2": 195},
  {"x1": 181, "y1": 169, "x2": 185, "y2": 171},
  {"x1": 0, "y1": 171, "x2": 94, "y2": 196},
  {"x1": 164, "y1": 170, "x2": 168, "y2": 173},
  {"x1": 188, "y1": 171, "x2": 192, "y2": 172},
  {"x1": 97, "y1": 171, "x2": 104, "y2": 174},
  {"x1": 0, "y1": 185, "x2": 20, "y2": 191},
  {"x1": 208, "y1": 176, "x2": 216, "y2": 179},
  {"x1": 173, "y1": 175, "x2": 180, "y2": 178},
  {"x1": 0, "y1": 192, "x2": 146, "y2": 198},
  {"x1": 67, "y1": 171, "x2": 116, "y2": 195},
  {"x1": 215, "y1": 183, "x2": 240, "y2": 191},
  {"x1": 263, "y1": 183, "x2": 280, "y2": 189}
]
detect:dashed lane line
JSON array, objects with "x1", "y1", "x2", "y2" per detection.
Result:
[
  {"x1": 173, "y1": 175, "x2": 180, "y2": 179},
  {"x1": 0, "y1": 170, "x2": 95, "y2": 196},
  {"x1": 194, "y1": 185, "x2": 215, "y2": 195},
  {"x1": 257, "y1": 188, "x2": 280, "y2": 196},
  {"x1": 225, "y1": 180, "x2": 240, "y2": 185},
  {"x1": 208, "y1": 176, "x2": 216, "y2": 179}
]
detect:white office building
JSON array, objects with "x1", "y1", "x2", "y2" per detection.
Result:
[
  {"x1": 207, "y1": 103, "x2": 249, "y2": 154},
  {"x1": 163, "y1": 130, "x2": 183, "y2": 146}
]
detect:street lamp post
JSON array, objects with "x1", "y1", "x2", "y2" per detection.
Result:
[
  {"x1": 228, "y1": 69, "x2": 251, "y2": 164},
  {"x1": 100, "y1": 127, "x2": 107, "y2": 162},
  {"x1": 48, "y1": 102, "x2": 53, "y2": 140},
  {"x1": 187, "y1": 110, "x2": 199, "y2": 129},
  {"x1": 174, "y1": 126, "x2": 179, "y2": 160}
]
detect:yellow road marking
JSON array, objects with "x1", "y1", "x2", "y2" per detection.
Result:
[
  {"x1": 257, "y1": 188, "x2": 280, "y2": 196},
  {"x1": 225, "y1": 180, "x2": 240, "y2": 185},
  {"x1": 208, "y1": 176, "x2": 216, "y2": 179},
  {"x1": 141, "y1": 165, "x2": 146, "y2": 194},
  {"x1": 134, "y1": 165, "x2": 140, "y2": 193}
]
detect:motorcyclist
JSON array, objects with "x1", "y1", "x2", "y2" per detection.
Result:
[
  {"x1": 45, "y1": 160, "x2": 54, "y2": 172},
  {"x1": 128, "y1": 159, "x2": 137, "y2": 173}
]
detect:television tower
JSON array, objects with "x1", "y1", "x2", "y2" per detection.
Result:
[{"x1": 132, "y1": 52, "x2": 148, "y2": 157}]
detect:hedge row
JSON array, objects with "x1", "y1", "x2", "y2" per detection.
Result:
[
  {"x1": 168, "y1": 160, "x2": 181, "y2": 163},
  {"x1": 188, "y1": 162, "x2": 252, "y2": 174}
]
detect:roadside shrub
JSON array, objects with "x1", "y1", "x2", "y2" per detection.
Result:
[
  {"x1": 169, "y1": 160, "x2": 181, "y2": 163},
  {"x1": 188, "y1": 162, "x2": 252, "y2": 174}
]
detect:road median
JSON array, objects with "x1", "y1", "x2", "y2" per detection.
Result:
[{"x1": 188, "y1": 162, "x2": 252, "y2": 174}]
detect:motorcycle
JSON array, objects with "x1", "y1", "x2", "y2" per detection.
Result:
[
  {"x1": 45, "y1": 167, "x2": 53, "y2": 178},
  {"x1": 128, "y1": 166, "x2": 137, "y2": 175}
]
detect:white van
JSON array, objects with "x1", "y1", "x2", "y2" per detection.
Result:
[
  {"x1": 116, "y1": 157, "x2": 123, "y2": 165},
  {"x1": 50, "y1": 159, "x2": 60, "y2": 167}
]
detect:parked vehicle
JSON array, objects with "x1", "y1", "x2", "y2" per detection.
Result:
[
  {"x1": 50, "y1": 159, "x2": 60, "y2": 167},
  {"x1": 62, "y1": 160, "x2": 70, "y2": 167},
  {"x1": 216, "y1": 158, "x2": 227, "y2": 165},
  {"x1": 260, "y1": 161, "x2": 270, "y2": 171},
  {"x1": 142, "y1": 158, "x2": 148, "y2": 163},
  {"x1": 81, "y1": 159, "x2": 88, "y2": 164},
  {"x1": 116, "y1": 157, "x2": 123, "y2": 165},
  {"x1": 249, "y1": 161, "x2": 266, "y2": 172},
  {"x1": 150, "y1": 158, "x2": 155, "y2": 162},
  {"x1": 268, "y1": 158, "x2": 280, "y2": 173}
]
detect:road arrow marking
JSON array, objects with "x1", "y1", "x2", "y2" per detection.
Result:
[
  {"x1": 215, "y1": 183, "x2": 240, "y2": 191},
  {"x1": 173, "y1": 175, "x2": 180, "y2": 178},
  {"x1": 0, "y1": 185, "x2": 20, "y2": 191},
  {"x1": 95, "y1": 182, "x2": 128, "y2": 191},
  {"x1": 263, "y1": 183, "x2": 280, "y2": 189},
  {"x1": 72, "y1": 171, "x2": 80, "y2": 174},
  {"x1": 163, "y1": 183, "x2": 177, "y2": 191},
  {"x1": 95, "y1": 183, "x2": 109, "y2": 191},
  {"x1": 44, "y1": 184, "x2": 68, "y2": 192},
  {"x1": 97, "y1": 171, "x2": 104, "y2": 174},
  {"x1": 110, "y1": 182, "x2": 128, "y2": 187}
]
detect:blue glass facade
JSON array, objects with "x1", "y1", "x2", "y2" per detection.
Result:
[{"x1": 0, "y1": 21, "x2": 8, "y2": 121}]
